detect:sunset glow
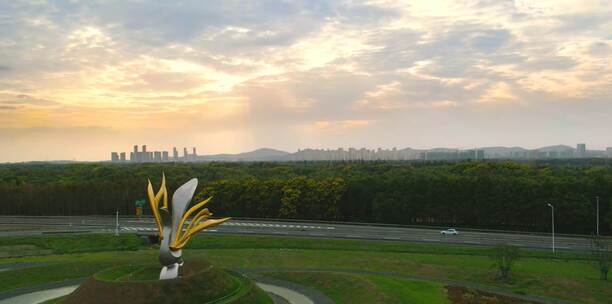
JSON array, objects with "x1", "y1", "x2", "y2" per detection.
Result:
[{"x1": 1, "y1": 0, "x2": 611, "y2": 161}]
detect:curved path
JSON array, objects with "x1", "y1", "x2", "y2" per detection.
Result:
[
  {"x1": 0, "y1": 268, "x2": 571, "y2": 304},
  {"x1": 0, "y1": 276, "x2": 323, "y2": 304},
  {"x1": 0, "y1": 285, "x2": 78, "y2": 304},
  {"x1": 236, "y1": 268, "x2": 571, "y2": 304},
  {"x1": 257, "y1": 283, "x2": 313, "y2": 304},
  {"x1": 0, "y1": 277, "x2": 85, "y2": 304},
  {"x1": 254, "y1": 275, "x2": 333, "y2": 304}
]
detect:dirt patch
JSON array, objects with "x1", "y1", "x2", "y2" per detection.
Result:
[{"x1": 446, "y1": 285, "x2": 542, "y2": 304}]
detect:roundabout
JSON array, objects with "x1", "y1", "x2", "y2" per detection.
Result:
[
  {"x1": 0, "y1": 261, "x2": 326, "y2": 304},
  {"x1": 59, "y1": 261, "x2": 268, "y2": 304}
]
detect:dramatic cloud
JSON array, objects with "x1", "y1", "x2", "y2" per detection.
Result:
[{"x1": 0, "y1": 0, "x2": 611, "y2": 161}]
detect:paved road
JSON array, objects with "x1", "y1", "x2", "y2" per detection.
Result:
[{"x1": 0, "y1": 216, "x2": 601, "y2": 251}]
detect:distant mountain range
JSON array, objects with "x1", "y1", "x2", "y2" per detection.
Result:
[
  {"x1": 189, "y1": 144, "x2": 608, "y2": 162},
  {"x1": 8, "y1": 145, "x2": 610, "y2": 164},
  {"x1": 197, "y1": 148, "x2": 290, "y2": 162}
]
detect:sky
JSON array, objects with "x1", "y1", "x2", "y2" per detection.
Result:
[{"x1": 0, "y1": 0, "x2": 611, "y2": 162}]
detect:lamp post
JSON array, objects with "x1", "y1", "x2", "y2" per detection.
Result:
[
  {"x1": 547, "y1": 203, "x2": 555, "y2": 253},
  {"x1": 115, "y1": 210, "x2": 119, "y2": 236},
  {"x1": 596, "y1": 196, "x2": 599, "y2": 236}
]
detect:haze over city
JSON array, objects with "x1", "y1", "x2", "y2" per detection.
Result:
[{"x1": 1, "y1": 0, "x2": 611, "y2": 162}]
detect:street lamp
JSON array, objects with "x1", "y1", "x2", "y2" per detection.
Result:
[
  {"x1": 115, "y1": 210, "x2": 119, "y2": 236},
  {"x1": 547, "y1": 203, "x2": 555, "y2": 253}
]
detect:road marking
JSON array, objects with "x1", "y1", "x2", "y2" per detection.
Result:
[{"x1": 220, "y1": 222, "x2": 333, "y2": 230}]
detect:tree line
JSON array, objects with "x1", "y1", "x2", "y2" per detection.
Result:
[{"x1": 0, "y1": 160, "x2": 610, "y2": 234}]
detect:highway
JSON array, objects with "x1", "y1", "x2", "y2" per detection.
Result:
[{"x1": 0, "y1": 216, "x2": 601, "y2": 251}]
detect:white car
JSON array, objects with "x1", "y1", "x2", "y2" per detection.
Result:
[{"x1": 440, "y1": 228, "x2": 458, "y2": 235}]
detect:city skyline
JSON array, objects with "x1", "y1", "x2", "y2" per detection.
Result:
[
  {"x1": 1, "y1": 1, "x2": 611, "y2": 162},
  {"x1": 108, "y1": 142, "x2": 612, "y2": 163}
]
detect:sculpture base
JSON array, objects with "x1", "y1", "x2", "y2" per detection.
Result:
[
  {"x1": 59, "y1": 260, "x2": 272, "y2": 304},
  {"x1": 159, "y1": 262, "x2": 180, "y2": 280}
]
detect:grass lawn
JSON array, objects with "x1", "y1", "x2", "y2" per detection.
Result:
[
  {"x1": 0, "y1": 234, "x2": 610, "y2": 303},
  {"x1": 266, "y1": 272, "x2": 449, "y2": 304}
]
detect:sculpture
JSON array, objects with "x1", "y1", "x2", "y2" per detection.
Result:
[{"x1": 147, "y1": 174, "x2": 230, "y2": 280}]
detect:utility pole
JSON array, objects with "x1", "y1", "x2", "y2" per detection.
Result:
[
  {"x1": 596, "y1": 196, "x2": 600, "y2": 236},
  {"x1": 115, "y1": 210, "x2": 119, "y2": 236},
  {"x1": 547, "y1": 203, "x2": 555, "y2": 253}
]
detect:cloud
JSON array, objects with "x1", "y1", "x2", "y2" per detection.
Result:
[
  {"x1": 0, "y1": 105, "x2": 16, "y2": 111},
  {"x1": 588, "y1": 41, "x2": 611, "y2": 57},
  {"x1": 0, "y1": 0, "x2": 611, "y2": 160},
  {"x1": 313, "y1": 119, "x2": 371, "y2": 130},
  {"x1": 477, "y1": 82, "x2": 519, "y2": 104},
  {"x1": 0, "y1": 94, "x2": 58, "y2": 108}
]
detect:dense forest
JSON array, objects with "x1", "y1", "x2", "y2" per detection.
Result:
[{"x1": 0, "y1": 160, "x2": 611, "y2": 235}]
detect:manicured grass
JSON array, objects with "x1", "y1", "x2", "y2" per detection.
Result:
[
  {"x1": 266, "y1": 272, "x2": 450, "y2": 304},
  {"x1": 185, "y1": 235, "x2": 591, "y2": 261},
  {"x1": 0, "y1": 234, "x2": 609, "y2": 303},
  {"x1": 0, "y1": 233, "x2": 591, "y2": 260},
  {"x1": 95, "y1": 265, "x2": 147, "y2": 281},
  {"x1": 369, "y1": 275, "x2": 450, "y2": 304},
  {"x1": 0, "y1": 234, "x2": 144, "y2": 255}
]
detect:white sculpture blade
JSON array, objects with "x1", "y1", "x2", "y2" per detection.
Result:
[
  {"x1": 160, "y1": 263, "x2": 179, "y2": 280},
  {"x1": 171, "y1": 178, "x2": 198, "y2": 243}
]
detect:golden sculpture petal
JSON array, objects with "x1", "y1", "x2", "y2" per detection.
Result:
[
  {"x1": 174, "y1": 197, "x2": 212, "y2": 241},
  {"x1": 156, "y1": 173, "x2": 168, "y2": 210},
  {"x1": 181, "y1": 208, "x2": 211, "y2": 240},
  {"x1": 170, "y1": 217, "x2": 230, "y2": 250},
  {"x1": 147, "y1": 179, "x2": 163, "y2": 236}
]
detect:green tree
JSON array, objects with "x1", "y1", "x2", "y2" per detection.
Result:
[
  {"x1": 591, "y1": 236, "x2": 611, "y2": 281},
  {"x1": 279, "y1": 186, "x2": 300, "y2": 218},
  {"x1": 490, "y1": 244, "x2": 520, "y2": 281}
]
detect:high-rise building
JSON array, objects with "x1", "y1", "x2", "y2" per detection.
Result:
[
  {"x1": 173, "y1": 147, "x2": 178, "y2": 160},
  {"x1": 162, "y1": 151, "x2": 169, "y2": 161},
  {"x1": 192, "y1": 147, "x2": 197, "y2": 156},
  {"x1": 119, "y1": 152, "x2": 126, "y2": 162},
  {"x1": 154, "y1": 151, "x2": 162, "y2": 162},
  {"x1": 111, "y1": 152, "x2": 119, "y2": 162},
  {"x1": 183, "y1": 147, "x2": 188, "y2": 158},
  {"x1": 142, "y1": 145, "x2": 148, "y2": 162},
  {"x1": 607, "y1": 147, "x2": 612, "y2": 158},
  {"x1": 476, "y1": 149, "x2": 485, "y2": 160},
  {"x1": 576, "y1": 143, "x2": 586, "y2": 158},
  {"x1": 132, "y1": 145, "x2": 139, "y2": 162}
]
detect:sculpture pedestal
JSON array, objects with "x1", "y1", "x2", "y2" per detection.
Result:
[
  {"x1": 159, "y1": 262, "x2": 180, "y2": 280},
  {"x1": 59, "y1": 260, "x2": 272, "y2": 304}
]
